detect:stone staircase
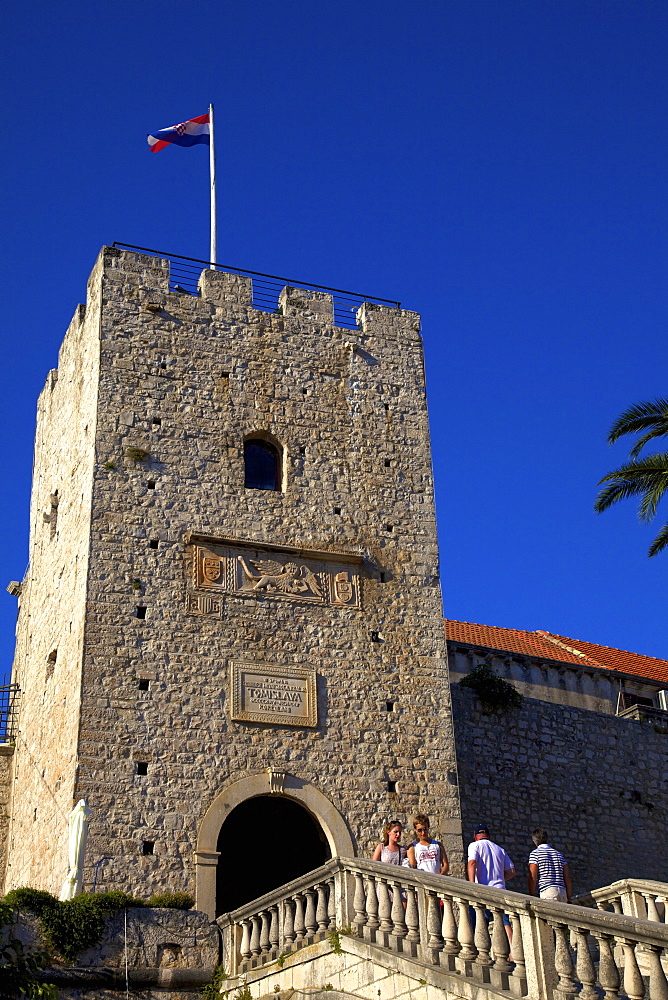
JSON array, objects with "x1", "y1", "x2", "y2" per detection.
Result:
[{"x1": 218, "y1": 858, "x2": 668, "y2": 1000}]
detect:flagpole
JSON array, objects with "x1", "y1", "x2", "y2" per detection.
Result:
[{"x1": 209, "y1": 102, "x2": 217, "y2": 268}]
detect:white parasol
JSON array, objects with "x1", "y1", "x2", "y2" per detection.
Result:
[{"x1": 59, "y1": 798, "x2": 92, "y2": 901}]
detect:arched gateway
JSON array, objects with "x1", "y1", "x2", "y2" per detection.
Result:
[{"x1": 194, "y1": 772, "x2": 354, "y2": 918}]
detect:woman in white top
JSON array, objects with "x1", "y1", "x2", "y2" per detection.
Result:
[
  {"x1": 407, "y1": 814, "x2": 448, "y2": 875},
  {"x1": 372, "y1": 819, "x2": 407, "y2": 866}
]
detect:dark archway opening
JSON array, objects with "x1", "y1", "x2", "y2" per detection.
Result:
[{"x1": 215, "y1": 795, "x2": 330, "y2": 916}]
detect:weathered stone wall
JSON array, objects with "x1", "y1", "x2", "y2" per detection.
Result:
[
  {"x1": 6, "y1": 247, "x2": 461, "y2": 903},
  {"x1": 0, "y1": 746, "x2": 13, "y2": 883},
  {"x1": 4, "y1": 262, "x2": 103, "y2": 894},
  {"x1": 452, "y1": 684, "x2": 668, "y2": 894}
]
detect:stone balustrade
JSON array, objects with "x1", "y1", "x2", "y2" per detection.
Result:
[
  {"x1": 217, "y1": 858, "x2": 668, "y2": 1000},
  {"x1": 589, "y1": 877, "x2": 668, "y2": 923}
]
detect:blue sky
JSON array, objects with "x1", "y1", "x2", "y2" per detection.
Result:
[{"x1": 1, "y1": 0, "x2": 667, "y2": 685}]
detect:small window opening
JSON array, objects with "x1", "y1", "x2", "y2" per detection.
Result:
[
  {"x1": 160, "y1": 362, "x2": 167, "y2": 369},
  {"x1": 152, "y1": 417, "x2": 162, "y2": 427},
  {"x1": 385, "y1": 524, "x2": 393, "y2": 533},
  {"x1": 302, "y1": 387, "x2": 309, "y2": 395},
  {"x1": 384, "y1": 459, "x2": 391, "y2": 468},
  {"x1": 299, "y1": 446, "x2": 306, "y2": 456},
  {"x1": 46, "y1": 649, "x2": 57, "y2": 681},
  {"x1": 149, "y1": 539, "x2": 159, "y2": 549},
  {"x1": 379, "y1": 572, "x2": 387, "y2": 583},
  {"x1": 33, "y1": 808, "x2": 37, "y2": 822},
  {"x1": 136, "y1": 762, "x2": 148, "y2": 776},
  {"x1": 244, "y1": 439, "x2": 281, "y2": 491},
  {"x1": 141, "y1": 841, "x2": 155, "y2": 855},
  {"x1": 334, "y1": 507, "x2": 341, "y2": 515},
  {"x1": 221, "y1": 371, "x2": 230, "y2": 379},
  {"x1": 136, "y1": 606, "x2": 147, "y2": 620},
  {"x1": 147, "y1": 481, "x2": 156, "y2": 490},
  {"x1": 386, "y1": 700, "x2": 396, "y2": 712},
  {"x1": 384, "y1": 403, "x2": 390, "y2": 411},
  {"x1": 370, "y1": 630, "x2": 381, "y2": 643},
  {"x1": 138, "y1": 679, "x2": 150, "y2": 691},
  {"x1": 387, "y1": 781, "x2": 397, "y2": 794}
]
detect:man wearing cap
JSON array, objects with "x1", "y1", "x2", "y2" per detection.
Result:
[
  {"x1": 467, "y1": 825, "x2": 516, "y2": 943},
  {"x1": 467, "y1": 825, "x2": 516, "y2": 889}
]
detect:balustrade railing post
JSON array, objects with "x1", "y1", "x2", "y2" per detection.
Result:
[
  {"x1": 473, "y1": 902, "x2": 493, "y2": 974},
  {"x1": 426, "y1": 890, "x2": 444, "y2": 964},
  {"x1": 259, "y1": 910, "x2": 270, "y2": 956},
  {"x1": 377, "y1": 878, "x2": 393, "y2": 938},
  {"x1": 455, "y1": 897, "x2": 477, "y2": 976},
  {"x1": 283, "y1": 897, "x2": 295, "y2": 947},
  {"x1": 294, "y1": 893, "x2": 306, "y2": 943},
  {"x1": 405, "y1": 885, "x2": 420, "y2": 955},
  {"x1": 645, "y1": 943, "x2": 668, "y2": 1000},
  {"x1": 240, "y1": 918, "x2": 252, "y2": 963},
  {"x1": 390, "y1": 878, "x2": 407, "y2": 944},
  {"x1": 489, "y1": 906, "x2": 513, "y2": 991},
  {"x1": 621, "y1": 939, "x2": 646, "y2": 1000},
  {"x1": 551, "y1": 922, "x2": 578, "y2": 1000},
  {"x1": 594, "y1": 932, "x2": 621, "y2": 1000},
  {"x1": 305, "y1": 888, "x2": 317, "y2": 938},
  {"x1": 327, "y1": 876, "x2": 337, "y2": 931},
  {"x1": 645, "y1": 895, "x2": 661, "y2": 922},
  {"x1": 316, "y1": 883, "x2": 329, "y2": 934},
  {"x1": 250, "y1": 914, "x2": 261, "y2": 958},
  {"x1": 573, "y1": 928, "x2": 598, "y2": 1000},
  {"x1": 508, "y1": 912, "x2": 527, "y2": 997},
  {"x1": 269, "y1": 905, "x2": 279, "y2": 955},
  {"x1": 353, "y1": 872, "x2": 366, "y2": 936},
  {"x1": 365, "y1": 875, "x2": 379, "y2": 939},
  {"x1": 439, "y1": 893, "x2": 460, "y2": 971}
]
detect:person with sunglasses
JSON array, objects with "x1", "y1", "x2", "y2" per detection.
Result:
[{"x1": 407, "y1": 814, "x2": 449, "y2": 875}]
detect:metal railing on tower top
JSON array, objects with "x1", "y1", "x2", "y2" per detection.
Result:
[{"x1": 112, "y1": 243, "x2": 402, "y2": 330}]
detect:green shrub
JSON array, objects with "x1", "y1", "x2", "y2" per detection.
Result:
[
  {"x1": 459, "y1": 664, "x2": 522, "y2": 712},
  {"x1": 125, "y1": 446, "x2": 150, "y2": 462},
  {"x1": 3, "y1": 888, "x2": 143, "y2": 964},
  {"x1": 148, "y1": 891, "x2": 195, "y2": 910}
]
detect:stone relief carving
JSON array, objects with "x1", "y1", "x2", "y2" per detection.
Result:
[{"x1": 188, "y1": 539, "x2": 361, "y2": 614}]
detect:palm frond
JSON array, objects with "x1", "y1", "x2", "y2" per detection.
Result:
[
  {"x1": 607, "y1": 397, "x2": 668, "y2": 446},
  {"x1": 629, "y1": 427, "x2": 668, "y2": 458},
  {"x1": 648, "y1": 523, "x2": 668, "y2": 558},
  {"x1": 594, "y1": 453, "x2": 668, "y2": 514}
]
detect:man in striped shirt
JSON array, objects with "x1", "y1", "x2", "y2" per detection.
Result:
[{"x1": 527, "y1": 829, "x2": 572, "y2": 903}]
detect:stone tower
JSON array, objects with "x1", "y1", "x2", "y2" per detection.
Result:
[{"x1": 4, "y1": 247, "x2": 461, "y2": 916}]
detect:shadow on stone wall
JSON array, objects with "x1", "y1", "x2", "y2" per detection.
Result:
[{"x1": 452, "y1": 685, "x2": 668, "y2": 895}]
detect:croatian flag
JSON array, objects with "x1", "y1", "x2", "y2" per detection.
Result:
[{"x1": 147, "y1": 113, "x2": 210, "y2": 153}]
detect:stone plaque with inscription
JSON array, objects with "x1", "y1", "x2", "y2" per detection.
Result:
[
  {"x1": 186, "y1": 535, "x2": 362, "y2": 616},
  {"x1": 230, "y1": 662, "x2": 317, "y2": 727}
]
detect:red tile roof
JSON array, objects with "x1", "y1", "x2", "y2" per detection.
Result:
[{"x1": 444, "y1": 619, "x2": 668, "y2": 685}]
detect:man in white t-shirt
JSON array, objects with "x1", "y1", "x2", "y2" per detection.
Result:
[
  {"x1": 467, "y1": 824, "x2": 516, "y2": 943},
  {"x1": 467, "y1": 824, "x2": 516, "y2": 888}
]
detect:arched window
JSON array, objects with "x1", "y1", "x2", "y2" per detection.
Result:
[{"x1": 244, "y1": 438, "x2": 281, "y2": 491}]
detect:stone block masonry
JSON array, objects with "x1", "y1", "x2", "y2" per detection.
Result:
[{"x1": 4, "y1": 248, "x2": 461, "y2": 907}]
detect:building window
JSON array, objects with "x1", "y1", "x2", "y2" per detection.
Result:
[{"x1": 244, "y1": 438, "x2": 281, "y2": 491}]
